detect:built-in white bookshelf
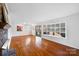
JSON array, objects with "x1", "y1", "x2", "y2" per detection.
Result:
[
  {"x1": 35, "y1": 22, "x2": 67, "y2": 39},
  {"x1": 35, "y1": 25, "x2": 41, "y2": 37}
]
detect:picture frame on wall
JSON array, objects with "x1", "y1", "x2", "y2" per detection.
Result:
[{"x1": 17, "y1": 24, "x2": 23, "y2": 31}]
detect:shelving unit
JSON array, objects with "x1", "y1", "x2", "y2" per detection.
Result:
[
  {"x1": 35, "y1": 22, "x2": 66, "y2": 38},
  {"x1": 43, "y1": 23, "x2": 66, "y2": 38},
  {"x1": 35, "y1": 25, "x2": 42, "y2": 37}
]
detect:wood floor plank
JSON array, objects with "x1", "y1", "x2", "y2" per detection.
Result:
[{"x1": 10, "y1": 35, "x2": 79, "y2": 56}]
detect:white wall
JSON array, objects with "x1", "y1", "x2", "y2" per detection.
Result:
[
  {"x1": 38, "y1": 13, "x2": 79, "y2": 49},
  {"x1": 8, "y1": 13, "x2": 34, "y2": 37}
]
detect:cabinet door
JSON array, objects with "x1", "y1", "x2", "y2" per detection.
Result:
[{"x1": 35, "y1": 25, "x2": 41, "y2": 37}]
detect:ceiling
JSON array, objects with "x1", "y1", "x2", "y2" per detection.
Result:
[{"x1": 7, "y1": 3, "x2": 79, "y2": 24}]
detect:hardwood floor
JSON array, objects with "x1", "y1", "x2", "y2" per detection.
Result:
[{"x1": 10, "y1": 35, "x2": 79, "y2": 56}]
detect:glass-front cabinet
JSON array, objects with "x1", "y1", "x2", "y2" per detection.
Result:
[
  {"x1": 35, "y1": 23, "x2": 66, "y2": 38},
  {"x1": 43, "y1": 23, "x2": 66, "y2": 38},
  {"x1": 35, "y1": 25, "x2": 42, "y2": 37}
]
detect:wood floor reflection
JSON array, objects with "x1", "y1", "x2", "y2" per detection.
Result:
[{"x1": 10, "y1": 35, "x2": 79, "y2": 56}]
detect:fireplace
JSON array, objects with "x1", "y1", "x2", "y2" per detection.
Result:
[{"x1": 0, "y1": 3, "x2": 11, "y2": 56}]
